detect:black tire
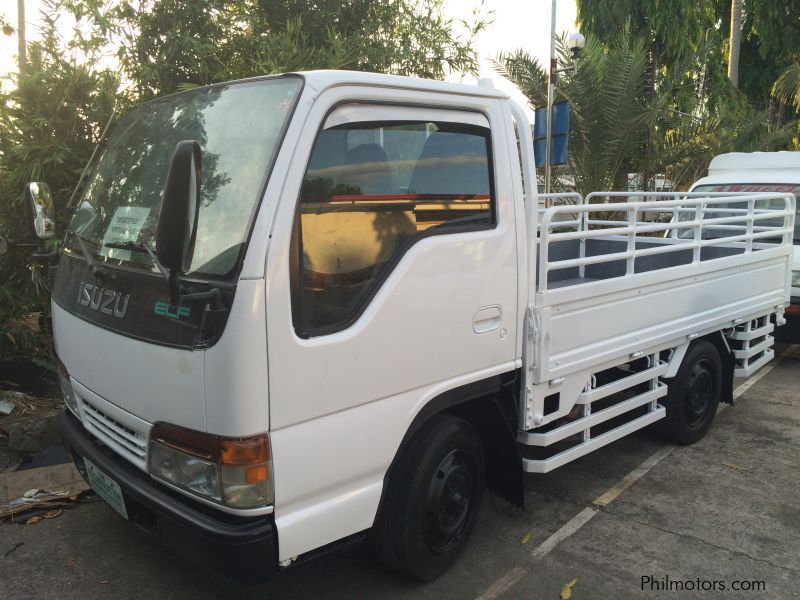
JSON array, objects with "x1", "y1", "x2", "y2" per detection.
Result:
[
  {"x1": 657, "y1": 339, "x2": 722, "y2": 444},
  {"x1": 370, "y1": 414, "x2": 485, "y2": 581}
]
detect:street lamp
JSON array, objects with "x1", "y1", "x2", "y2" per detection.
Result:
[
  {"x1": 544, "y1": 26, "x2": 584, "y2": 194},
  {"x1": 567, "y1": 32, "x2": 586, "y2": 60}
]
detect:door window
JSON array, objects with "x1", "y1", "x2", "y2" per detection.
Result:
[{"x1": 292, "y1": 111, "x2": 495, "y2": 335}]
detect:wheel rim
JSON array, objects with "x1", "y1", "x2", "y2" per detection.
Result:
[
  {"x1": 423, "y1": 449, "x2": 474, "y2": 553},
  {"x1": 685, "y1": 359, "x2": 714, "y2": 429}
]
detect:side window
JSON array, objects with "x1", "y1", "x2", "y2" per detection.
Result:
[{"x1": 291, "y1": 115, "x2": 495, "y2": 335}]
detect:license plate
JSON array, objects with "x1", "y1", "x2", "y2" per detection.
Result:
[{"x1": 84, "y1": 457, "x2": 129, "y2": 520}]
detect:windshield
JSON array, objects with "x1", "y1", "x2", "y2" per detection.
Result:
[
  {"x1": 691, "y1": 183, "x2": 800, "y2": 242},
  {"x1": 67, "y1": 76, "x2": 302, "y2": 276}
]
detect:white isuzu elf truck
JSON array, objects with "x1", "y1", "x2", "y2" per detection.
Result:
[{"x1": 16, "y1": 71, "x2": 795, "y2": 582}]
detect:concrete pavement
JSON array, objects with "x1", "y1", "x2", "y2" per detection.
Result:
[{"x1": 1, "y1": 345, "x2": 798, "y2": 599}]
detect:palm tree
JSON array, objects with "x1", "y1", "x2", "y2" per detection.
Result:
[
  {"x1": 495, "y1": 28, "x2": 652, "y2": 196},
  {"x1": 728, "y1": 0, "x2": 742, "y2": 87},
  {"x1": 772, "y1": 60, "x2": 800, "y2": 111}
]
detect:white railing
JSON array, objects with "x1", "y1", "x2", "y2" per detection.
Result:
[
  {"x1": 583, "y1": 191, "x2": 791, "y2": 231},
  {"x1": 537, "y1": 192, "x2": 583, "y2": 233},
  {"x1": 537, "y1": 192, "x2": 796, "y2": 292},
  {"x1": 539, "y1": 192, "x2": 584, "y2": 207}
]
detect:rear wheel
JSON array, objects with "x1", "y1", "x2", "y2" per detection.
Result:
[
  {"x1": 657, "y1": 340, "x2": 722, "y2": 444},
  {"x1": 371, "y1": 415, "x2": 485, "y2": 580}
]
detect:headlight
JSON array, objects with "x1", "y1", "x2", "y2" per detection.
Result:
[
  {"x1": 149, "y1": 441, "x2": 221, "y2": 500},
  {"x1": 792, "y1": 270, "x2": 800, "y2": 288},
  {"x1": 148, "y1": 423, "x2": 273, "y2": 509},
  {"x1": 56, "y1": 357, "x2": 79, "y2": 415}
]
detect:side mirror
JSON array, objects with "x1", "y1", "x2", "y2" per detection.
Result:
[
  {"x1": 156, "y1": 140, "x2": 201, "y2": 276},
  {"x1": 25, "y1": 182, "x2": 56, "y2": 239},
  {"x1": 156, "y1": 141, "x2": 201, "y2": 305}
]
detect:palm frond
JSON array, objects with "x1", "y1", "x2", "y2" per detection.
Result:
[
  {"x1": 772, "y1": 61, "x2": 800, "y2": 111},
  {"x1": 491, "y1": 50, "x2": 548, "y2": 107}
]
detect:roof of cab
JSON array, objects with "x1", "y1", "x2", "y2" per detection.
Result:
[
  {"x1": 297, "y1": 70, "x2": 509, "y2": 100},
  {"x1": 708, "y1": 151, "x2": 800, "y2": 176}
]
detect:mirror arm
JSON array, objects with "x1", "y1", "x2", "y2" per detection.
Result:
[
  {"x1": 168, "y1": 272, "x2": 181, "y2": 306},
  {"x1": 5, "y1": 241, "x2": 40, "y2": 248},
  {"x1": 142, "y1": 242, "x2": 181, "y2": 305},
  {"x1": 181, "y1": 287, "x2": 224, "y2": 310},
  {"x1": 31, "y1": 249, "x2": 60, "y2": 266}
]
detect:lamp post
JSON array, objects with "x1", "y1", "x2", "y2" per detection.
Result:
[{"x1": 543, "y1": 4, "x2": 585, "y2": 194}]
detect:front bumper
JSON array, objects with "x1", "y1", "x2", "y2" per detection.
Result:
[
  {"x1": 57, "y1": 410, "x2": 278, "y2": 583},
  {"x1": 776, "y1": 298, "x2": 800, "y2": 343}
]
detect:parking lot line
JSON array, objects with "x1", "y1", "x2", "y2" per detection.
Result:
[
  {"x1": 592, "y1": 444, "x2": 675, "y2": 508},
  {"x1": 477, "y1": 344, "x2": 797, "y2": 600}
]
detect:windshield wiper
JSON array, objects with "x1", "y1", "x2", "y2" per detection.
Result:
[
  {"x1": 104, "y1": 240, "x2": 224, "y2": 309},
  {"x1": 104, "y1": 240, "x2": 171, "y2": 281},
  {"x1": 66, "y1": 230, "x2": 112, "y2": 279}
]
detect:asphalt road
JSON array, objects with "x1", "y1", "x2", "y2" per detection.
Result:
[{"x1": 2, "y1": 345, "x2": 798, "y2": 599}]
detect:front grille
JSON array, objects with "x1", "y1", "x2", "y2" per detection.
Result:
[{"x1": 80, "y1": 397, "x2": 148, "y2": 465}]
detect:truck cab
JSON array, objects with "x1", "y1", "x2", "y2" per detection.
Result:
[{"x1": 50, "y1": 72, "x2": 523, "y2": 580}]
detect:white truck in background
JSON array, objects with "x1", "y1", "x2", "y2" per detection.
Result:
[
  {"x1": 688, "y1": 152, "x2": 800, "y2": 341},
  {"x1": 15, "y1": 71, "x2": 795, "y2": 582}
]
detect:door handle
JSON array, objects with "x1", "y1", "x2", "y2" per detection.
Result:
[{"x1": 473, "y1": 305, "x2": 502, "y2": 334}]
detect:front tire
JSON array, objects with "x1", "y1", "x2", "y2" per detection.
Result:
[
  {"x1": 371, "y1": 415, "x2": 485, "y2": 580},
  {"x1": 658, "y1": 340, "x2": 722, "y2": 444}
]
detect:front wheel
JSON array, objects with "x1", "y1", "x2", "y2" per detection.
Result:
[
  {"x1": 370, "y1": 415, "x2": 485, "y2": 580},
  {"x1": 657, "y1": 339, "x2": 722, "y2": 444}
]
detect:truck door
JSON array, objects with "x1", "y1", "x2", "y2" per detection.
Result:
[{"x1": 264, "y1": 94, "x2": 519, "y2": 560}]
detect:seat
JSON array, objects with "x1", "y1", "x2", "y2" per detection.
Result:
[
  {"x1": 340, "y1": 143, "x2": 397, "y2": 195},
  {"x1": 409, "y1": 131, "x2": 490, "y2": 196}
]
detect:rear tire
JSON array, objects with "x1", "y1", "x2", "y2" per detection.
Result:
[
  {"x1": 657, "y1": 340, "x2": 722, "y2": 444},
  {"x1": 371, "y1": 414, "x2": 485, "y2": 581}
]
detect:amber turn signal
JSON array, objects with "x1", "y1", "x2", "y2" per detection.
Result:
[
  {"x1": 220, "y1": 435, "x2": 270, "y2": 465},
  {"x1": 245, "y1": 464, "x2": 269, "y2": 484}
]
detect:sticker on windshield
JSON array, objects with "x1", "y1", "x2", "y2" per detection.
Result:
[{"x1": 101, "y1": 206, "x2": 151, "y2": 261}]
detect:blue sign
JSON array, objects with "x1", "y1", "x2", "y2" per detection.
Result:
[{"x1": 533, "y1": 101, "x2": 570, "y2": 167}]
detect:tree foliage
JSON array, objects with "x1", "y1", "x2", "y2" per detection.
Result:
[
  {"x1": 495, "y1": 25, "x2": 798, "y2": 196},
  {"x1": 491, "y1": 50, "x2": 548, "y2": 107},
  {"x1": 559, "y1": 30, "x2": 652, "y2": 194},
  {"x1": 0, "y1": 14, "x2": 14, "y2": 36},
  {"x1": 773, "y1": 61, "x2": 800, "y2": 113},
  {"x1": 577, "y1": 0, "x2": 719, "y2": 68},
  {"x1": 653, "y1": 98, "x2": 796, "y2": 189},
  {"x1": 718, "y1": 0, "x2": 800, "y2": 111},
  {"x1": 61, "y1": 0, "x2": 489, "y2": 98},
  {"x1": 0, "y1": 3, "x2": 119, "y2": 359},
  {"x1": 577, "y1": 0, "x2": 800, "y2": 116}
]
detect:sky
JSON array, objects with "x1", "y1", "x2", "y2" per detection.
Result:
[
  {"x1": 0, "y1": 0, "x2": 579, "y2": 111},
  {"x1": 444, "y1": 0, "x2": 578, "y2": 115}
]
